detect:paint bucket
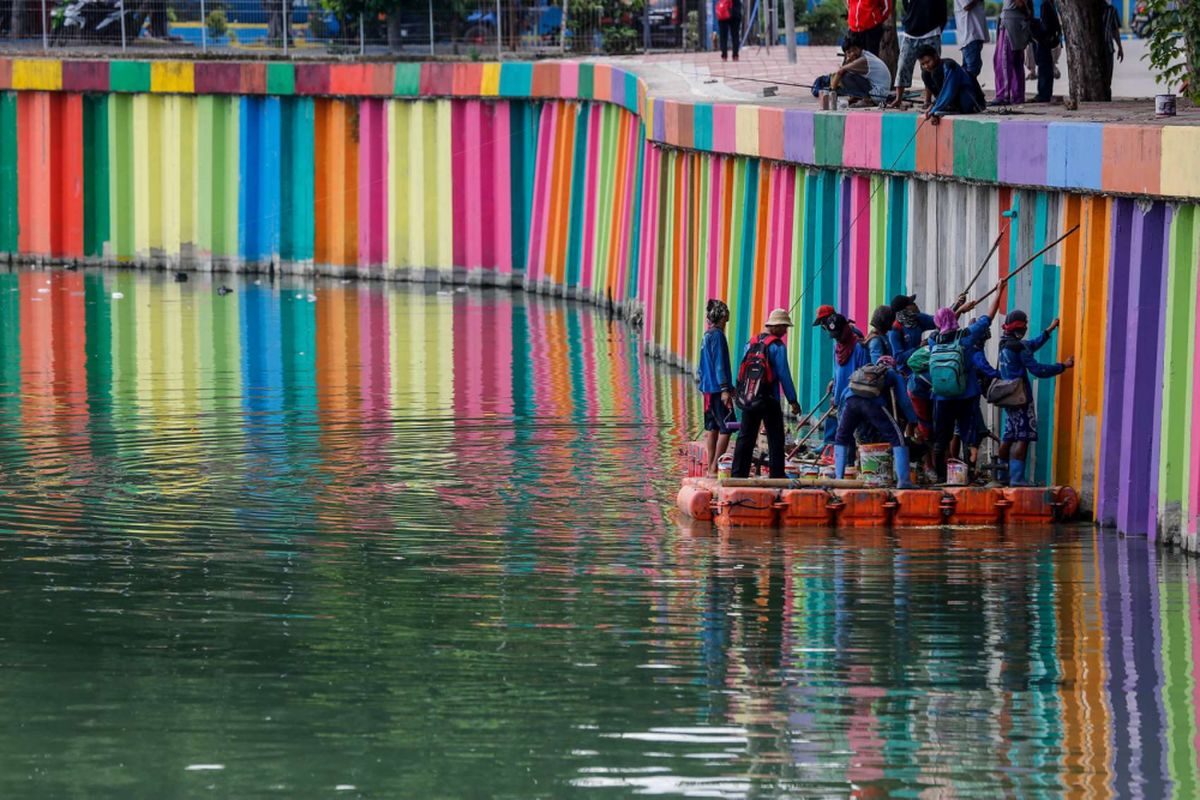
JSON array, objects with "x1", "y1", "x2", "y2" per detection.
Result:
[
  {"x1": 717, "y1": 453, "x2": 733, "y2": 480},
  {"x1": 799, "y1": 462, "x2": 821, "y2": 479},
  {"x1": 820, "y1": 464, "x2": 837, "y2": 480},
  {"x1": 858, "y1": 443, "x2": 893, "y2": 487},
  {"x1": 1155, "y1": 94, "x2": 1177, "y2": 117},
  {"x1": 946, "y1": 458, "x2": 969, "y2": 486},
  {"x1": 785, "y1": 460, "x2": 802, "y2": 480}
]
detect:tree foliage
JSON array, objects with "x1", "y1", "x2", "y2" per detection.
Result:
[{"x1": 1143, "y1": 0, "x2": 1200, "y2": 104}]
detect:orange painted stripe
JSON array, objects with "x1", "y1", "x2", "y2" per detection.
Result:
[
  {"x1": 314, "y1": 100, "x2": 358, "y2": 266},
  {"x1": 751, "y1": 165, "x2": 771, "y2": 331},
  {"x1": 1053, "y1": 196, "x2": 1083, "y2": 486},
  {"x1": 51, "y1": 93, "x2": 84, "y2": 259},
  {"x1": 17, "y1": 92, "x2": 51, "y2": 256}
]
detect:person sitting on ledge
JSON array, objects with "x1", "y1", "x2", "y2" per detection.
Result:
[
  {"x1": 811, "y1": 33, "x2": 893, "y2": 106},
  {"x1": 917, "y1": 44, "x2": 986, "y2": 122}
]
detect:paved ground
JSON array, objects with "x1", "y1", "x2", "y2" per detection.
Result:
[{"x1": 606, "y1": 40, "x2": 1200, "y2": 125}]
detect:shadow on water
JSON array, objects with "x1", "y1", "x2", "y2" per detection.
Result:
[{"x1": 0, "y1": 268, "x2": 1196, "y2": 797}]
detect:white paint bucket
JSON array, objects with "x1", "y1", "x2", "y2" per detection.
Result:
[
  {"x1": 946, "y1": 459, "x2": 969, "y2": 486},
  {"x1": 1155, "y1": 94, "x2": 1177, "y2": 117}
]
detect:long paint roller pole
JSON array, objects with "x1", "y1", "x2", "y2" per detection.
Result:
[
  {"x1": 972, "y1": 225, "x2": 1081, "y2": 305},
  {"x1": 788, "y1": 404, "x2": 835, "y2": 459},
  {"x1": 953, "y1": 221, "x2": 1010, "y2": 310}
]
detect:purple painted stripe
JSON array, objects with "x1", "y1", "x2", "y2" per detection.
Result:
[
  {"x1": 783, "y1": 109, "x2": 814, "y2": 164},
  {"x1": 1117, "y1": 203, "x2": 1170, "y2": 537},
  {"x1": 838, "y1": 175, "x2": 851, "y2": 309},
  {"x1": 653, "y1": 100, "x2": 665, "y2": 142},
  {"x1": 997, "y1": 120, "x2": 1048, "y2": 186},
  {"x1": 1097, "y1": 198, "x2": 1136, "y2": 527}
]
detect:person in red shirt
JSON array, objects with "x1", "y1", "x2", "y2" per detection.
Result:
[{"x1": 846, "y1": 0, "x2": 892, "y2": 55}]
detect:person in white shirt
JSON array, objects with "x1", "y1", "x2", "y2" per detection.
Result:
[{"x1": 954, "y1": 0, "x2": 990, "y2": 78}]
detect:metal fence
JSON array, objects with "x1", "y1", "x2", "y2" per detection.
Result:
[{"x1": 0, "y1": 0, "x2": 701, "y2": 56}]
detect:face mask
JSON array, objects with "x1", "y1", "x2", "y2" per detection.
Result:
[{"x1": 897, "y1": 308, "x2": 919, "y2": 327}]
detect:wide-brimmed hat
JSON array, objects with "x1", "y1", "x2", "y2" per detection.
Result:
[
  {"x1": 812, "y1": 304, "x2": 837, "y2": 327},
  {"x1": 765, "y1": 308, "x2": 793, "y2": 328}
]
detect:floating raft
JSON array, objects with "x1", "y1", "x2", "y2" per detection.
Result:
[
  {"x1": 678, "y1": 443, "x2": 1080, "y2": 528},
  {"x1": 677, "y1": 476, "x2": 1080, "y2": 528}
]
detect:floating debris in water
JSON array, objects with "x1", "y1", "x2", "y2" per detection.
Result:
[
  {"x1": 111, "y1": 291, "x2": 124, "y2": 299},
  {"x1": 307, "y1": 293, "x2": 317, "y2": 303},
  {"x1": 217, "y1": 286, "x2": 233, "y2": 296},
  {"x1": 37, "y1": 287, "x2": 49, "y2": 293},
  {"x1": 184, "y1": 764, "x2": 224, "y2": 771},
  {"x1": 174, "y1": 272, "x2": 188, "y2": 282}
]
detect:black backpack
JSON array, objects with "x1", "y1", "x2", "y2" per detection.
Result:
[{"x1": 734, "y1": 335, "x2": 780, "y2": 411}]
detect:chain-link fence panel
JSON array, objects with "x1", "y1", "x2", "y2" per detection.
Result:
[{"x1": 0, "y1": 0, "x2": 705, "y2": 56}]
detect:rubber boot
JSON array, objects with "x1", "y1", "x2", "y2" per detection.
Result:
[
  {"x1": 1009, "y1": 458, "x2": 1028, "y2": 487},
  {"x1": 834, "y1": 445, "x2": 849, "y2": 480},
  {"x1": 990, "y1": 463, "x2": 1009, "y2": 487},
  {"x1": 893, "y1": 447, "x2": 914, "y2": 489}
]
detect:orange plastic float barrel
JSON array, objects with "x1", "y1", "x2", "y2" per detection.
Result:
[
  {"x1": 714, "y1": 487, "x2": 779, "y2": 527},
  {"x1": 1002, "y1": 487, "x2": 1058, "y2": 524},
  {"x1": 676, "y1": 484, "x2": 714, "y2": 521},
  {"x1": 887, "y1": 490, "x2": 945, "y2": 527},
  {"x1": 941, "y1": 487, "x2": 1004, "y2": 525},
  {"x1": 1053, "y1": 485, "x2": 1080, "y2": 520},
  {"x1": 775, "y1": 488, "x2": 835, "y2": 526},
  {"x1": 830, "y1": 489, "x2": 891, "y2": 527}
]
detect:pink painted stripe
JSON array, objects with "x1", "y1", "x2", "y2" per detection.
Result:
[
  {"x1": 526, "y1": 103, "x2": 558, "y2": 283},
  {"x1": 559, "y1": 62, "x2": 580, "y2": 99},
  {"x1": 357, "y1": 99, "x2": 387, "y2": 267},
  {"x1": 579, "y1": 104, "x2": 602, "y2": 292},
  {"x1": 478, "y1": 100, "x2": 496, "y2": 270},
  {"x1": 850, "y1": 175, "x2": 872, "y2": 326},
  {"x1": 493, "y1": 102, "x2": 513, "y2": 274},
  {"x1": 463, "y1": 101, "x2": 483, "y2": 269},
  {"x1": 779, "y1": 166, "x2": 797, "y2": 311},
  {"x1": 639, "y1": 144, "x2": 661, "y2": 340},
  {"x1": 706, "y1": 158, "x2": 721, "y2": 301},
  {"x1": 450, "y1": 101, "x2": 467, "y2": 269}
]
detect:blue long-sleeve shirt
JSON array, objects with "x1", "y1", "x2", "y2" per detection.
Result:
[
  {"x1": 740, "y1": 336, "x2": 799, "y2": 406},
  {"x1": 926, "y1": 58, "x2": 986, "y2": 116},
  {"x1": 697, "y1": 328, "x2": 733, "y2": 393},
  {"x1": 831, "y1": 341, "x2": 871, "y2": 408},
  {"x1": 866, "y1": 333, "x2": 892, "y2": 364},
  {"x1": 971, "y1": 347, "x2": 999, "y2": 390},
  {"x1": 930, "y1": 315, "x2": 992, "y2": 400},
  {"x1": 888, "y1": 313, "x2": 937, "y2": 371},
  {"x1": 999, "y1": 331, "x2": 1064, "y2": 392}
]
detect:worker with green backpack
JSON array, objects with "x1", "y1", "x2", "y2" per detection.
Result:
[{"x1": 926, "y1": 287, "x2": 1005, "y2": 481}]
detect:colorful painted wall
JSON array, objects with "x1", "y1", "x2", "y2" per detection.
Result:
[{"x1": 1, "y1": 57, "x2": 1199, "y2": 548}]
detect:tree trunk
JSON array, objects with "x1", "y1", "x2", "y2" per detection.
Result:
[
  {"x1": 387, "y1": 12, "x2": 404, "y2": 52},
  {"x1": 1057, "y1": 0, "x2": 1109, "y2": 101},
  {"x1": 879, "y1": 3, "x2": 899, "y2": 82}
]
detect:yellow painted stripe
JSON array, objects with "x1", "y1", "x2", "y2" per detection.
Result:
[
  {"x1": 131, "y1": 94, "x2": 151, "y2": 258},
  {"x1": 150, "y1": 61, "x2": 194, "y2": 94},
  {"x1": 480, "y1": 64, "x2": 500, "y2": 96},
  {"x1": 407, "y1": 101, "x2": 427, "y2": 268},
  {"x1": 11, "y1": 59, "x2": 62, "y2": 91},
  {"x1": 178, "y1": 96, "x2": 198, "y2": 248},
  {"x1": 735, "y1": 104, "x2": 759, "y2": 157},
  {"x1": 386, "y1": 100, "x2": 409, "y2": 269},
  {"x1": 1161, "y1": 127, "x2": 1200, "y2": 199}
]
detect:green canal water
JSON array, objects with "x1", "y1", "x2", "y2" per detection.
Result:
[{"x1": 0, "y1": 268, "x2": 1198, "y2": 798}]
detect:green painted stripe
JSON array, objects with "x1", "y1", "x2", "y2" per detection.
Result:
[
  {"x1": 110, "y1": 61, "x2": 151, "y2": 93},
  {"x1": 280, "y1": 97, "x2": 314, "y2": 261},
  {"x1": 1159, "y1": 206, "x2": 1197, "y2": 512},
  {"x1": 266, "y1": 63, "x2": 295, "y2": 95},
  {"x1": 0, "y1": 93, "x2": 16, "y2": 253},
  {"x1": 1029, "y1": 193, "x2": 1058, "y2": 485},
  {"x1": 83, "y1": 95, "x2": 110, "y2": 259},
  {"x1": 953, "y1": 118, "x2": 999, "y2": 182},
  {"x1": 565, "y1": 103, "x2": 589, "y2": 288}
]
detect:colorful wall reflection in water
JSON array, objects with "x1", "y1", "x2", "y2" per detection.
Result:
[{"x1": 0, "y1": 268, "x2": 1198, "y2": 797}]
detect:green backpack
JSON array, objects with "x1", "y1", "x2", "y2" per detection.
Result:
[{"x1": 928, "y1": 334, "x2": 968, "y2": 397}]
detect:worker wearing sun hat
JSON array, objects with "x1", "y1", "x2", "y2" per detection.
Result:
[{"x1": 730, "y1": 308, "x2": 801, "y2": 479}]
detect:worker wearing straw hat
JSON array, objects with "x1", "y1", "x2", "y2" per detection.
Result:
[{"x1": 730, "y1": 309, "x2": 801, "y2": 479}]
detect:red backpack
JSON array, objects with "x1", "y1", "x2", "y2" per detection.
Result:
[
  {"x1": 734, "y1": 334, "x2": 780, "y2": 411},
  {"x1": 716, "y1": 0, "x2": 733, "y2": 22}
]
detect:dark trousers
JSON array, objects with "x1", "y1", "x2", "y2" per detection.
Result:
[
  {"x1": 933, "y1": 397, "x2": 979, "y2": 452},
  {"x1": 834, "y1": 396, "x2": 904, "y2": 447},
  {"x1": 1101, "y1": 47, "x2": 1115, "y2": 101},
  {"x1": 1033, "y1": 37, "x2": 1055, "y2": 101},
  {"x1": 856, "y1": 23, "x2": 884, "y2": 55},
  {"x1": 731, "y1": 399, "x2": 785, "y2": 478},
  {"x1": 718, "y1": 16, "x2": 741, "y2": 58}
]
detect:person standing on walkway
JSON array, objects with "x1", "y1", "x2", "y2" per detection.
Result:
[
  {"x1": 954, "y1": 0, "x2": 989, "y2": 78},
  {"x1": 890, "y1": 0, "x2": 946, "y2": 108},
  {"x1": 1030, "y1": 0, "x2": 1062, "y2": 102},
  {"x1": 847, "y1": 0, "x2": 892, "y2": 55},
  {"x1": 995, "y1": 310, "x2": 1073, "y2": 485},
  {"x1": 1100, "y1": 0, "x2": 1124, "y2": 101},
  {"x1": 697, "y1": 300, "x2": 735, "y2": 477},
  {"x1": 716, "y1": 0, "x2": 743, "y2": 62},
  {"x1": 730, "y1": 309, "x2": 801, "y2": 479},
  {"x1": 993, "y1": 0, "x2": 1032, "y2": 104}
]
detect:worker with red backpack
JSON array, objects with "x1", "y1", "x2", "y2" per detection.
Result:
[
  {"x1": 715, "y1": 0, "x2": 742, "y2": 61},
  {"x1": 730, "y1": 308, "x2": 801, "y2": 479}
]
